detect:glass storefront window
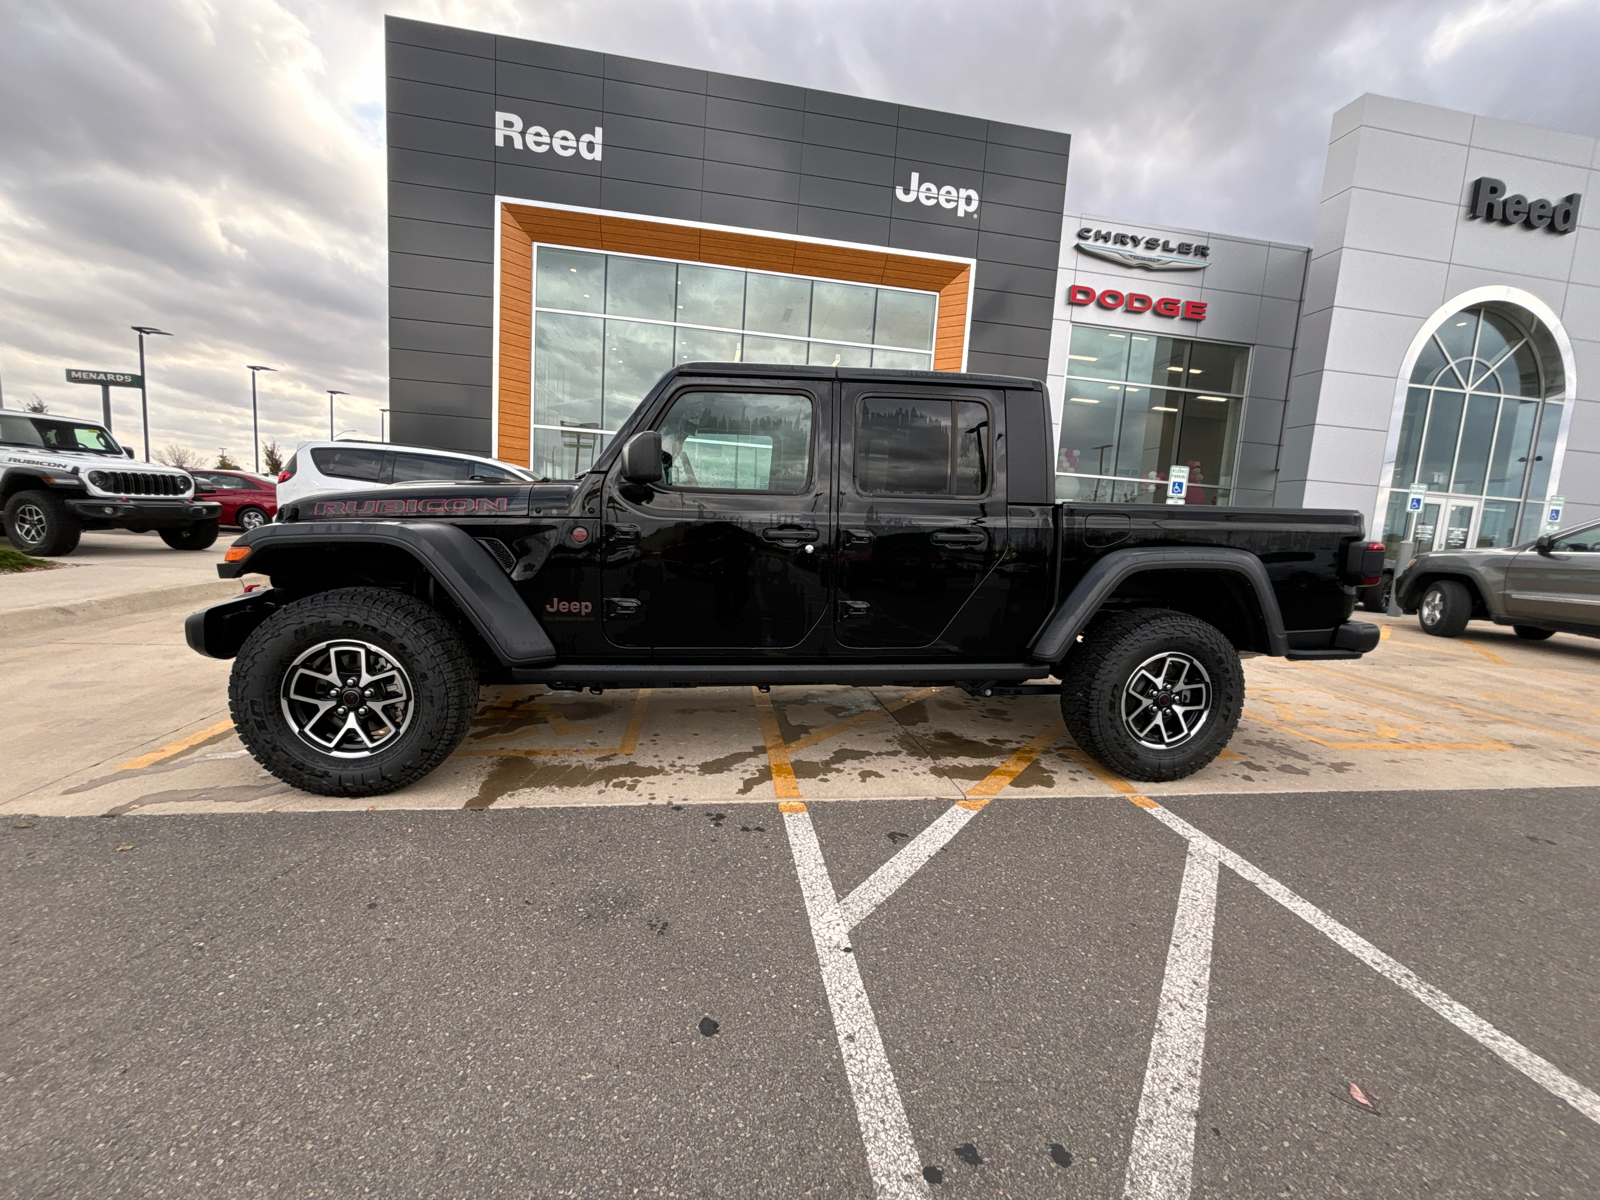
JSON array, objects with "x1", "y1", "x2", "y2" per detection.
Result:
[
  {"x1": 527, "y1": 246, "x2": 938, "y2": 478},
  {"x1": 1381, "y1": 303, "x2": 1565, "y2": 550},
  {"x1": 1055, "y1": 325, "x2": 1249, "y2": 505}
]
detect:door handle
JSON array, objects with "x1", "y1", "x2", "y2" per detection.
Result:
[
  {"x1": 930, "y1": 529, "x2": 987, "y2": 546},
  {"x1": 605, "y1": 597, "x2": 643, "y2": 619},
  {"x1": 762, "y1": 525, "x2": 820, "y2": 545},
  {"x1": 838, "y1": 600, "x2": 871, "y2": 620},
  {"x1": 608, "y1": 523, "x2": 640, "y2": 542},
  {"x1": 840, "y1": 529, "x2": 875, "y2": 547}
]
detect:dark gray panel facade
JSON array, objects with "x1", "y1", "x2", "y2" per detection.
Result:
[{"x1": 386, "y1": 16, "x2": 1070, "y2": 453}]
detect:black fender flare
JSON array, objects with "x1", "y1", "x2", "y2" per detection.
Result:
[
  {"x1": 1028, "y1": 546, "x2": 1289, "y2": 663},
  {"x1": 205, "y1": 521, "x2": 556, "y2": 665}
]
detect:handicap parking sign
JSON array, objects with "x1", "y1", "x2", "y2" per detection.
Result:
[
  {"x1": 1406, "y1": 484, "x2": 1426, "y2": 512},
  {"x1": 1547, "y1": 496, "x2": 1564, "y2": 526}
]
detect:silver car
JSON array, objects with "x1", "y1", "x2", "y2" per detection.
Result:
[{"x1": 1397, "y1": 520, "x2": 1600, "y2": 640}]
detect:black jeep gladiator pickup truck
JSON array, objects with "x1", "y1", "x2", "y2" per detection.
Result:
[{"x1": 187, "y1": 364, "x2": 1383, "y2": 797}]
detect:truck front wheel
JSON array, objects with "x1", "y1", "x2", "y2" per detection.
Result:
[
  {"x1": 1060, "y1": 609, "x2": 1245, "y2": 782},
  {"x1": 228, "y1": 587, "x2": 479, "y2": 796},
  {"x1": 4, "y1": 489, "x2": 82, "y2": 556},
  {"x1": 160, "y1": 519, "x2": 219, "y2": 550}
]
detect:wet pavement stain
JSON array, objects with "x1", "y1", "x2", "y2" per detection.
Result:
[
  {"x1": 697, "y1": 747, "x2": 765, "y2": 776},
  {"x1": 463, "y1": 756, "x2": 668, "y2": 809},
  {"x1": 698, "y1": 1016, "x2": 719, "y2": 1037},
  {"x1": 1048, "y1": 1142, "x2": 1073, "y2": 1168},
  {"x1": 952, "y1": 1143, "x2": 983, "y2": 1166},
  {"x1": 922, "y1": 1164, "x2": 944, "y2": 1184},
  {"x1": 792, "y1": 747, "x2": 876, "y2": 781},
  {"x1": 103, "y1": 782, "x2": 290, "y2": 817}
]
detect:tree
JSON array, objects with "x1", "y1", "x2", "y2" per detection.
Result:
[
  {"x1": 261, "y1": 439, "x2": 285, "y2": 476},
  {"x1": 216, "y1": 449, "x2": 241, "y2": 469},
  {"x1": 25, "y1": 394, "x2": 49, "y2": 413},
  {"x1": 158, "y1": 443, "x2": 204, "y2": 469}
]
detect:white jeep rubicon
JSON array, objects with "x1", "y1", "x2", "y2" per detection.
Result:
[{"x1": 1, "y1": 412, "x2": 220, "y2": 556}]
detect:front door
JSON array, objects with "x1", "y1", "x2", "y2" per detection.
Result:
[
  {"x1": 1442, "y1": 501, "x2": 1477, "y2": 550},
  {"x1": 832, "y1": 382, "x2": 1007, "y2": 649},
  {"x1": 1504, "y1": 521, "x2": 1600, "y2": 624},
  {"x1": 600, "y1": 381, "x2": 830, "y2": 650}
]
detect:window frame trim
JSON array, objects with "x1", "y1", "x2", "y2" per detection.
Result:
[{"x1": 850, "y1": 391, "x2": 996, "y2": 501}]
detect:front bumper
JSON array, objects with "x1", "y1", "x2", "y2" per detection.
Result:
[{"x1": 66, "y1": 498, "x2": 220, "y2": 525}]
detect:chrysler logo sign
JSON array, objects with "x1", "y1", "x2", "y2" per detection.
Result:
[{"x1": 1075, "y1": 226, "x2": 1210, "y2": 271}]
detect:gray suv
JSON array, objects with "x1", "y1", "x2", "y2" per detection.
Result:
[{"x1": 1397, "y1": 520, "x2": 1600, "y2": 640}]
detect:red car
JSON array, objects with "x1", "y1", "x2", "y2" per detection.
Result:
[{"x1": 189, "y1": 470, "x2": 278, "y2": 530}]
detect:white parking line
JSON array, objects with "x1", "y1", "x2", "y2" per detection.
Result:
[
  {"x1": 781, "y1": 802, "x2": 929, "y2": 1199},
  {"x1": 1123, "y1": 842, "x2": 1220, "y2": 1200},
  {"x1": 1139, "y1": 801, "x2": 1600, "y2": 1128},
  {"x1": 840, "y1": 801, "x2": 981, "y2": 932}
]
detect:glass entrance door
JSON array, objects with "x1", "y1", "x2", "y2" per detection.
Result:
[{"x1": 1442, "y1": 501, "x2": 1477, "y2": 550}]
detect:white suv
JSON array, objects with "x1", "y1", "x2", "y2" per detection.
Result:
[{"x1": 275, "y1": 441, "x2": 536, "y2": 507}]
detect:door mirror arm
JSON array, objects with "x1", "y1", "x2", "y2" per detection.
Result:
[{"x1": 619, "y1": 431, "x2": 663, "y2": 485}]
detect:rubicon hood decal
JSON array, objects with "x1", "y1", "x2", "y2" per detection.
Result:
[{"x1": 311, "y1": 495, "x2": 516, "y2": 518}]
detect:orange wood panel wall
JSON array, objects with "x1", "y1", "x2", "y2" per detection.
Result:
[{"x1": 495, "y1": 203, "x2": 972, "y2": 464}]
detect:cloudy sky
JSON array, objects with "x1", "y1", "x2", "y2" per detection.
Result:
[{"x1": 2, "y1": 0, "x2": 1597, "y2": 467}]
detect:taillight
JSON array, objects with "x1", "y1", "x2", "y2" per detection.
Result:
[
  {"x1": 1344, "y1": 539, "x2": 1387, "y2": 586},
  {"x1": 278, "y1": 470, "x2": 291, "y2": 482}
]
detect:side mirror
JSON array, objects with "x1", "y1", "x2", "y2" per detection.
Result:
[
  {"x1": 619, "y1": 430, "x2": 663, "y2": 485},
  {"x1": 1535, "y1": 533, "x2": 1555, "y2": 554},
  {"x1": 125, "y1": 447, "x2": 136, "y2": 458}
]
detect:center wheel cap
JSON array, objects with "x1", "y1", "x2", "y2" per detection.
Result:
[{"x1": 340, "y1": 688, "x2": 363, "y2": 707}]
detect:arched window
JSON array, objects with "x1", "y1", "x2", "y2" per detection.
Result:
[{"x1": 1382, "y1": 302, "x2": 1566, "y2": 550}]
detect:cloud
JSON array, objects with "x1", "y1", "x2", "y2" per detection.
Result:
[{"x1": 1, "y1": 0, "x2": 1592, "y2": 461}]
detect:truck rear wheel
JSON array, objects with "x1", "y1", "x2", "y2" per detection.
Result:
[
  {"x1": 1060, "y1": 609, "x2": 1244, "y2": 782},
  {"x1": 228, "y1": 587, "x2": 479, "y2": 797},
  {"x1": 4, "y1": 489, "x2": 82, "y2": 556},
  {"x1": 161, "y1": 519, "x2": 219, "y2": 550}
]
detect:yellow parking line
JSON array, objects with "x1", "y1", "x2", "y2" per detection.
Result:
[
  {"x1": 752, "y1": 688, "x2": 803, "y2": 800},
  {"x1": 964, "y1": 720, "x2": 1066, "y2": 801},
  {"x1": 117, "y1": 719, "x2": 235, "y2": 771}
]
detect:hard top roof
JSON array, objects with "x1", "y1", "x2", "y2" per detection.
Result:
[{"x1": 665, "y1": 362, "x2": 1044, "y2": 390}]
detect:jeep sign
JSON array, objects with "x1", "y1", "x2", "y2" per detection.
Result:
[{"x1": 895, "y1": 172, "x2": 979, "y2": 218}]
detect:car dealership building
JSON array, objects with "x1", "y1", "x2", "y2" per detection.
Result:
[{"x1": 385, "y1": 17, "x2": 1599, "y2": 548}]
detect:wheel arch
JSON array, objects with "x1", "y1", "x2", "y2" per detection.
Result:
[
  {"x1": 1029, "y1": 547, "x2": 1289, "y2": 663},
  {"x1": 1401, "y1": 570, "x2": 1492, "y2": 619},
  {"x1": 199, "y1": 522, "x2": 555, "y2": 665}
]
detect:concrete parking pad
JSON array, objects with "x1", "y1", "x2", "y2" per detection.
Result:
[{"x1": 5, "y1": 604, "x2": 1598, "y2": 818}]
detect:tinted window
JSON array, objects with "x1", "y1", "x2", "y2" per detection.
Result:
[
  {"x1": 656, "y1": 391, "x2": 813, "y2": 493},
  {"x1": 192, "y1": 473, "x2": 229, "y2": 489},
  {"x1": 0, "y1": 415, "x2": 45, "y2": 446},
  {"x1": 1552, "y1": 525, "x2": 1599, "y2": 553},
  {"x1": 391, "y1": 453, "x2": 472, "y2": 483},
  {"x1": 310, "y1": 446, "x2": 385, "y2": 482},
  {"x1": 469, "y1": 462, "x2": 525, "y2": 483},
  {"x1": 856, "y1": 397, "x2": 991, "y2": 497},
  {"x1": 2, "y1": 416, "x2": 119, "y2": 454}
]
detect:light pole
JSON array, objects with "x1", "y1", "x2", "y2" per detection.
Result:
[
  {"x1": 246, "y1": 365, "x2": 276, "y2": 473},
  {"x1": 326, "y1": 389, "x2": 348, "y2": 439},
  {"x1": 379, "y1": 407, "x2": 389, "y2": 442},
  {"x1": 131, "y1": 326, "x2": 172, "y2": 461}
]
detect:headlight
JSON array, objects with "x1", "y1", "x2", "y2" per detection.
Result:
[{"x1": 87, "y1": 470, "x2": 108, "y2": 488}]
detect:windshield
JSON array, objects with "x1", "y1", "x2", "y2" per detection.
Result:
[{"x1": 0, "y1": 414, "x2": 123, "y2": 455}]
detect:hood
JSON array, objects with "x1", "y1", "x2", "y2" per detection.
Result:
[{"x1": 280, "y1": 480, "x2": 573, "y2": 522}]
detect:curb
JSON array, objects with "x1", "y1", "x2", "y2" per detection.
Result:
[{"x1": 0, "y1": 579, "x2": 248, "y2": 642}]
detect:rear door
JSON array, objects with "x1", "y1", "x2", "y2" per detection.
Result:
[
  {"x1": 600, "y1": 379, "x2": 831, "y2": 650},
  {"x1": 832, "y1": 381, "x2": 1006, "y2": 649}
]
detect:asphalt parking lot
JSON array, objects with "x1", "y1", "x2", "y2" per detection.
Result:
[{"x1": 3, "y1": 588, "x2": 1599, "y2": 1197}]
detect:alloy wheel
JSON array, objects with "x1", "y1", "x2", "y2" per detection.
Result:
[
  {"x1": 12, "y1": 503, "x2": 47, "y2": 546},
  {"x1": 239, "y1": 509, "x2": 267, "y2": 530},
  {"x1": 1121, "y1": 651, "x2": 1213, "y2": 749},
  {"x1": 279, "y1": 639, "x2": 414, "y2": 758},
  {"x1": 1420, "y1": 588, "x2": 1443, "y2": 627}
]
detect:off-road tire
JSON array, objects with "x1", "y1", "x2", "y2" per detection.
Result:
[
  {"x1": 1060, "y1": 608, "x2": 1245, "y2": 782},
  {"x1": 161, "y1": 519, "x2": 219, "y2": 550},
  {"x1": 4, "y1": 489, "x2": 81, "y2": 556},
  {"x1": 1417, "y1": 579, "x2": 1472, "y2": 638},
  {"x1": 229, "y1": 587, "x2": 479, "y2": 796},
  {"x1": 1513, "y1": 625, "x2": 1556, "y2": 641},
  {"x1": 235, "y1": 506, "x2": 269, "y2": 531}
]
